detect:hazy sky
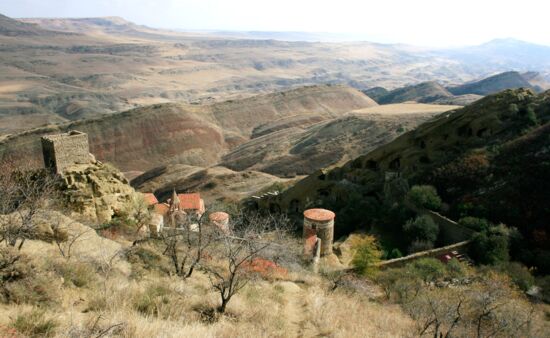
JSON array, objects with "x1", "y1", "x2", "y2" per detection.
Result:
[{"x1": 1, "y1": 0, "x2": 549, "y2": 47}]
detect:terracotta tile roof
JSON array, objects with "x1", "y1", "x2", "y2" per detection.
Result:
[
  {"x1": 178, "y1": 193, "x2": 202, "y2": 210},
  {"x1": 142, "y1": 193, "x2": 158, "y2": 206},
  {"x1": 304, "y1": 208, "x2": 335, "y2": 222},
  {"x1": 154, "y1": 203, "x2": 169, "y2": 216}
]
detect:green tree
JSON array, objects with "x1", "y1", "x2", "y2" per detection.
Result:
[
  {"x1": 406, "y1": 185, "x2": 442, "y2": 210},
  {"x1": 458, "y1": 216, "x2": 490, "y2": 232},
  {"x1": 525, "y1": 105, "x2": 538, "y2": 125},
  {"x1": 508, "y1": 103, "x2": 519, "y2": 115},
  {"x1": 469, "y1": 225, "x2": 510, "y2": 265},
  {"x1": 351, "y1": 235, "x2": 382, "y2": 277},
  {"x1": 403, "y1": 215, "x2": 439, "y2": 244},
  {"x1": 387, "y1": 248, "x2": 403, "y2": 259}
]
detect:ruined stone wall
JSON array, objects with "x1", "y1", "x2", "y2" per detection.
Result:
[
  {"x1": 426, "y1": 210, "x2": 474, "y2": 244},
  {"x1": 377, "y1": 240, "x2": 471, "y2": 269},
  {"x1": 404, "y1": 200, "x2": 474, "y2": 244},
  {"x1": 41, "y1": 131, "x2": 90, "y2": 173}
]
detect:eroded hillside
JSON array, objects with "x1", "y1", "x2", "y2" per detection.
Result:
[
  {"x1": 0, "y1": 85, "x2": 375, "y2": 172},
  {"x1": 221, "y1": 103, "x2": 458, "y2": 175}
]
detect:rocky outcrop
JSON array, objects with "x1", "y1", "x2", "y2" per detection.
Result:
[{"x1": 61, "y1": 160, "x2": 137, "y2": 223}]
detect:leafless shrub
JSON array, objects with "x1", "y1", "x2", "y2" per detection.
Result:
[
  {"x1": 159, "y1": 212, "x2": 219, "y2": 279},
  {"x1": 405, "y1": 273, "x2": 541, "y2": 337},
  {"x1": 50, "y1": 217, "x2": 92, "y2": 261},
  {"x1": 199, "y1": 211, "x2": 292, "y2": 314},
  {"x1": 0, "y1": 157, "x2": 58, "y2": 250}
]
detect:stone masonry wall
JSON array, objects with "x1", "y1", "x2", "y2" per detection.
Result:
[
  {"x1": 42, "y1": 131, "x2": 90, "y2": 174},
  {"x1": 377, "y1": 240, "x2": 471, "y2": 269}
]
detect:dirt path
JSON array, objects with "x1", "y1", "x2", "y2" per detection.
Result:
[{"x1": 278, "y1": 281, "x2": 312, "y2": 337}]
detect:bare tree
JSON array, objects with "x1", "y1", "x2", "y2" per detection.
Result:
[
  {"x1": 406, "y1": 274, "x2": 539, "y2": 338},
  {"x1": 160, "y1": 212, "x2": 219, "y2": 279},
  {"x1": 0, "y1": 158, "x2": 58, "y2": 250},
  {"x1": 199, "y1": 211, "x2": 291, "y2": 314}
]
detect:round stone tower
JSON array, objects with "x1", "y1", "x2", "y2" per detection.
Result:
[
  {"x1": 303, "y1": 208, "x2": 335, "y2": 257},
  {"x1": 209, "y1": 211, "x2": 230, "y2": 233}
]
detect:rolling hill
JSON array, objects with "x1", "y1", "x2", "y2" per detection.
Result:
[
  {"x1": 221, "y1": 103, "x2": 458, "y2": 176},
  {"x1": 448, "y1": 71, "x2": 540, "y2": 96},
  {"x1": 2, "y1": 14, "x2": 550, "y2": 135},
  {"x1": 0, "y1": 85, "x2": 376, "y2": 172},
  {"x1": 131, "y1": 164, "x2": 292, "y2": 203},
  {"x1": 374, "y1": 81, "x2": 454, "y2": 104}
]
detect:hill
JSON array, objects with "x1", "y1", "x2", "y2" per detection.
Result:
[
  {"x1": 0, "y1": 13, "x2": 71, "y2": 36},
  {"x1": 131, "y1": 164, "x2": 293, "y2": 203},
  {"x1": 268, "y1": 88, "x2": 550, "y2": 270},
  {"x1": 374, "y1": 81, "x2": 454, "y2": 104},
  {"x1": 362, "y1": 87, "x2": 389, "y2": 102},
  {"x1": 448, "y1": 71, "x2": 538, "y2": 96},
  {"x1": 0, "y1": 85, "x2": 375, "y2": 172},
  {"x1": 2, "y1": 14, "x2": 550, "y2": 134},
  {"x1": 221, "y1": 103, "x2": 458, "y2": 176}
]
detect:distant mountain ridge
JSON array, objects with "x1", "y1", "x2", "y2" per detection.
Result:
[
  {"x1": 2, "y1": 13, "x2": 550, "y2": 135},
  {"x1": 440, "y1": 38, "x2": 550, "y2": 72},
  {"x1": 364, "y1": 71, "x2": 548, "y2": 105},
  {"x1": 0, "y1": 13, "x2": 73, "y2": 36},
  {"x1": 448, "y1": 71, "x2": 539, "y2": 96}
]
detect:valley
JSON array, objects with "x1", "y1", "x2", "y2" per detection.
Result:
[
  {"x1": 1, "y1": 14, "x2": 549, "y2": 135},
  {"x1": 0, "y1": 8, "x2": 549, "y2": 338}
]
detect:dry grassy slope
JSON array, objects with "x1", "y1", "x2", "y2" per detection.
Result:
[
  {"x1": 0, "y1": 85, "x2": 372, "y2": 172},
  {"x1": 0, "y1": 210, "x2": 415, "y2": 337},
  {"x1": 131, "y1": 164, "x2": 292, "y2": 203},
  {"x1": 210, "y1": 85, "x2": 377, "y2": 136},
  {"x1": 222, "y1": 103, "x2": 459, "y2": 176}
]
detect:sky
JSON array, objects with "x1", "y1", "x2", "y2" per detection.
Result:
[{"x1": 1, "y1": 0, "x2": 550, "y2": 47}]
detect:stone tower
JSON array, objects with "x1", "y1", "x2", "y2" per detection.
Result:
[
  {"x1": 41, "y1": 130, "x2": 90, "y2": 174},
  {"x1": 303, "y1": 208, "x2": 335, "y2": 257}
]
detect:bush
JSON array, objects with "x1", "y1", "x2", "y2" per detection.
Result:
[
  {"x1": 458, "y1": 217, "x2": 490, "y2": 232},
  {"x1": 376, "y1": 267, "x2": 422, "y2": 303},
  {"x1": 408, "y1": 258, "x2": 446, "y2": 282},
  {"x1": 503, "y1": 262, "x2": 535, "y2": 291},
  {"x1": 387, "y1": 248, "x2": 403, "y2": 259},
  {"x1": 351, "y1": 235, "x2": 382, "y2": 277},
  {"x1": 133, "y1": 285, "x2": 173, "y2": 317},
  {"x1": 508, "y1": 103, "x2": 519, "y2": 115},
  {"x1": 408, "y1": 240, "x2": 434, "y2": 253},
  {"x1": 446, "y1": 258, "x2": 467, "y2": 278},
  {"x1": 0, "y1": 248, "x2": 59, "y2": 305},
  {"x1": 406, "y1": 185, "x2": 442, "y2": 210},
  {"x1": 525, "y1": 105, "x2": 538, "y2": 125},
  {"x1": 126, "y1": 245, "x2": 171, "y2": 277},
  {"x1": 11, "y1": 309, "x2": 57, "y2": 337},
  {"x1": 469, "y1": 226, "x2": 510, "y2": 265},
  {"x1": 52, "y1": 261, "x2": 97, "y2": 288},
  {"x1": 403, "y1": 215, "x2": 439, "y2": 244}
]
